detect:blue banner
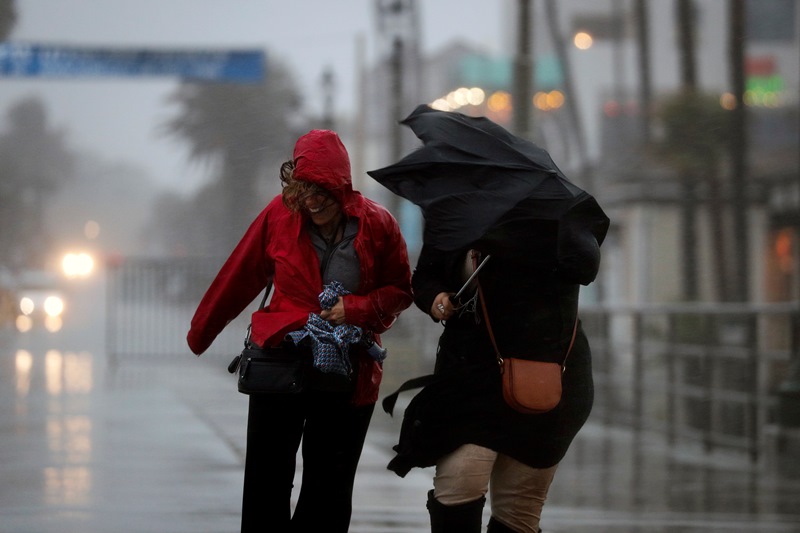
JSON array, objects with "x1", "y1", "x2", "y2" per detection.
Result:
[{"x1": 0, "y1": 42, "x2": 265, "y2": 82}]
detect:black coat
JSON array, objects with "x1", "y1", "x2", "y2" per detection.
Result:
[{"x1": 386, "y1": 199, "x2": 599, "y2": 476}]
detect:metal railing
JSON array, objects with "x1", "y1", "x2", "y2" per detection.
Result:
[
  {"x1": 580, "y1": 302, "x2": 799, "y2": 463},
  {"x1": 105, "y1": 257, "x2": 799, "y2": 462},
  {"x1": 105, "y1": 257, "x2": 252, "y2": 367}
]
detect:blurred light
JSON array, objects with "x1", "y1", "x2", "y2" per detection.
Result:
[
  {"x1": 46, "y1": 350, "x2": 63, "y2": 396},
  {"x1": 603, "y1": 100, "x2": 622, "y2": 117},
  {"x1": 44, "y1": 296, "x2": 64, "y2": 317},
  {"x1": 763, "y1": 92, "x2": 781, "y2": 108},
  {"x1": 574, "y1": 32, "x2": 593, "y2": 50},
  {"x1": 64, "y1": 352, "x2": 93, "y2": 393},
  {"x1": 45, "y1": 316, "x2": 63, "y2": 333},
  {"x1": 62, "y1": 252, "x2": 94, "y2": 278},
  {"x1": 487, "y1": 91, "x2": 511, "y2": 112},
  {"x1": 720, "y1": 92, "x2": 737, "y2": 110},
  {"x1": 533, "y1": 92, "x2": 549, "y2": 110},
  {"x1": 47, "y1": 416, "x2": 92, "y2": 460},
  {"x1": 746, "y1": 74, "x2": 784, "y2": 107},
  {"x1": 431, "y1": 98, "x2": 450, "y2": 111},
  {"x1": 15, "y1": 350, "x2": 33, "y2": 397},
  {"x1": 775, "y1": 229, "x2": 794, "y2": 273},
  {"x1": 534, "y1": 90, "x2": 565, "y2": 111},
  {"x1": 44, "y1": 466, "x2": 91, "y2": 506},
  {"x1": 16, "y1": 315, "x2": 33, "y2": 333},
  {"x1": 430, "y1": 87, "x2": 486, "y2": 112},
  {"x1": 445, "y1": 91, "x2": 460, "y2": 109},
  {"x1": 84, "y1": 220, "x2": 100, "y2": 240},
  {"x1": 549, "y1": 91, "x2": 565, "y2": 109},
  {"x1": 20, "y1": 296, "x2": 34, "y2": 315},
  {"x1": 453, "y1": 87, "x2": 470, "y2": 107},
  {"x1": 468, "y1": 87, "x2": 485, "y2": 106},
  {"x1": 743, "y1": 86, "x2": 784, "y2": 108}
]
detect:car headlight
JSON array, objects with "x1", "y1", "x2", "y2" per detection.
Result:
[
  {"x1": 44, "y1": 296, "x2": 64, "y2": 317},
  {"x1": 20, "y1": 297, "x2": 35, "y2": 315},
  {"x1": 62, "y1": 252, "x2": 94, "y2": 278}
]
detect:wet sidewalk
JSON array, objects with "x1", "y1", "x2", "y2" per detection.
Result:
[{"x1": 2, "y1": 342, "x2": 800, "y2": 533}]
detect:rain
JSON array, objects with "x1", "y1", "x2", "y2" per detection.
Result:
[{"x1": 1, "y1": 1, "x2": 799, "y2": 532}]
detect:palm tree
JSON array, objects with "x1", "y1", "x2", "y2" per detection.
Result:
[
  {"x1": 0, "y1": 97, "x2": 74, "y2": 268},
  {"x1": 658, "y1": 92, "x2": 732, "y2": 301},
  {"x1": 163, "y1": 58, "x2": 304, "y2": 250}
]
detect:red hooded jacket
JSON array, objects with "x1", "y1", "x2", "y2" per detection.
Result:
[{"x1": 187, "y1": 130, "x2": 413, "y2": 405}]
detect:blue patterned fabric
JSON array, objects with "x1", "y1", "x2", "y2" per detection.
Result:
[{"x1": 287, "y1": 281, "x2": 364, "y2": 376}]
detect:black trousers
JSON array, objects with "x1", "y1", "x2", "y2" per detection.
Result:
[{"x1": 240, "y1": 387, "x2": 375, "y2": 533}]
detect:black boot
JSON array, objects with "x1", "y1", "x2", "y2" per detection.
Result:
[
  {"x1": 427, "y1": 489, "x2": 485, "y2": 533},
  {"x1": 487, "y1": 517, "x2": 541, "y2": 533},
  {"x1": 487, "y1": 517, "x2": 515, "y2": 532}
]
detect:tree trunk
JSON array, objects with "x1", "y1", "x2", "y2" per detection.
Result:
[
  {"x1": 728, "y1": 0, "x2": 749, "y2": 302},
  {"x1": 634, "y1": 0, "x2": 652, "y2": 145},
  {"x1": 677, "y1": 0, "x2": 699, "y2": 301}
]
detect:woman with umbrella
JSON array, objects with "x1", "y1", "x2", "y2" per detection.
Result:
[{"x1": 370, "y1": 106, "x2": 610, "y2": 533}]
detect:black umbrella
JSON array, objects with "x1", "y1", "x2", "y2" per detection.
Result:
[{"x1": 367, "y1": 104, "x2": 609, "y2": 254}]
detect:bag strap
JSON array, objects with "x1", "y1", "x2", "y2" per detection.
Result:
[
  {"x1": 476, "y1": 277, "x2": 503, "y2": 366},
  {"x1": 473, "y1": 252, "x2": 578, "y2": 371},
  {"x1": 230, "y1": 279, "x2": 275, "y2": 374},
  {"x1": 243, "y1": 278, "x2": 274, "y2": 348}
]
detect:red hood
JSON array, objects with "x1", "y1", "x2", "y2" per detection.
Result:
[{"x1": 293, "y1": 129, "x2": 358, "y2": 214}]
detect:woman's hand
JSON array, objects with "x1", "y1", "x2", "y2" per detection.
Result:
[
  {"x1": 431, "y1": 292, "x2": 455, "y2": 321},
  {"x1": 320, "y1": 297, "x2": 346, "y2": 325}
]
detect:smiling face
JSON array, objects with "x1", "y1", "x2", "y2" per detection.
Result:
[
  {"x1": 282, "y1": 177, "x2": 343, "y2": 228},
  {"x1": 302, "y1": 186, "x2": 342, "y2": 227}
]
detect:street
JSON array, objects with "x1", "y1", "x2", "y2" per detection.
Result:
[{"x1": 1, "y1": 326, "x2": 799, "y2": 533}]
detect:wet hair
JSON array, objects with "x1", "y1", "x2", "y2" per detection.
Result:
[{"x1": 280, "y1": 159, "x2": 333, "y2": 213}]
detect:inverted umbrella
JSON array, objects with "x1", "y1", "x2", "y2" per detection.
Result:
[{"x1": 367, "y1": 104, "x2": 608, "y2": 253}]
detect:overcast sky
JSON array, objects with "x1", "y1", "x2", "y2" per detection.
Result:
[{"x1": 1, "y1": 0, "x2": 509, "y2": 193}]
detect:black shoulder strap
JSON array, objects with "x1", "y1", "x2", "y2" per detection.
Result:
[
  {"x1": 257, "y1": 278, "x2": 274, "y2": 310},
  {"x1": 381, "y1": 374, "x2": 440, "y2": 416},
  {"x1": 242, "y1": 278, "x2": 274, "y2": 350}
]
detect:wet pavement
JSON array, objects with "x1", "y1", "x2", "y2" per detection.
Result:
[{"x1": 2, "y1": 331, "x2": 800, "y2": 533}]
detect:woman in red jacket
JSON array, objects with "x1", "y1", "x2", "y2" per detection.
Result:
[{"x1": 187, "y1": 129, "x2": 413, "y2": 533}]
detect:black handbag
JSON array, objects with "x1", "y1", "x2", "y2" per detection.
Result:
[
  {"x1": 227, "y1": 280, "x2": 307, "y2": 395},
  {"x1": 231, "y1": 344, "x2": 306, "y2": 395}
]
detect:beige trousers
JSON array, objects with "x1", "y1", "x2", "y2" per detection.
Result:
[{"x1": 433, "y1": 444, "x2": 558, "y2": 533}]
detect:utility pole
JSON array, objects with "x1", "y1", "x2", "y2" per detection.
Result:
[
  {"x1": 320, "y1": 67, "x2": 335, "y2": 131},
  {"x1": 390, "y1": 37, "x2": 404, "y2": 168},
  {"x1": 513, "y1": 0, "x2": 533, "y2": 140},
  {"x1": 375, "y1": 0, "x2": 420, "y2": 222},
  {"x1": 352, "y1": 33, "x2": 367, "y2": 191}
]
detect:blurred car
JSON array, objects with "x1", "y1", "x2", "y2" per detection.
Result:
[{"x1": 13, "y1": 269, "x2": 67, "y2": 334}]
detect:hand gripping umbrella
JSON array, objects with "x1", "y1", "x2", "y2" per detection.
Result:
[{"x1": 367, "y1": 104, "x2": 609, "y2": 262}]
